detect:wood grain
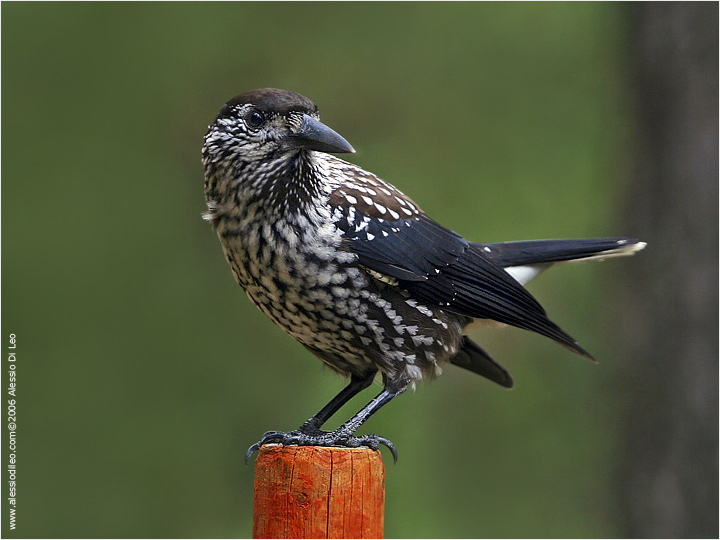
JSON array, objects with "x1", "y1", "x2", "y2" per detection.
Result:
[{"x1": 253, "y1": 445, "x2": 385, "y2": 538}]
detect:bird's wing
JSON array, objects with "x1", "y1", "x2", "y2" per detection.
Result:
[{"x1": 328, "y1": 176, "x2": 592, "y2": 359}]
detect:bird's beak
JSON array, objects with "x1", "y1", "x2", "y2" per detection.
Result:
[{"x1": 288, "y1": 114, "x2": 356, "y2": 154}]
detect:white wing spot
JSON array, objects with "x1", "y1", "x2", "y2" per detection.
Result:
[{"x1": 411, "y1": 335, "x2": 434, "y2": 347}]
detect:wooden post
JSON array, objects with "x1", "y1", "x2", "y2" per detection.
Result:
[{"x1": 253, "y1": 444, "x2": 385, "y2": 538}]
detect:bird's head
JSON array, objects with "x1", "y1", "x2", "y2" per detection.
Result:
[{"x1": 203, "y1": 88, "x2": 355, "y2": 167}]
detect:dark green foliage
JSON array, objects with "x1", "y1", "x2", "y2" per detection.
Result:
[{"x1": 3, "y1": 3, "x2": 634, "y2": 537}]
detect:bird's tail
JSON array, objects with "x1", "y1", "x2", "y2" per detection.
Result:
[
  {"x1": 481, "y1": 237, "x2": 646, "y2": 267},
  {"x1": 449, "y1": 336, "x2": 514, "y2": 388},
  {"x1": 456, "y1": 237, "x2": 645, "y2": 369},
  {"x1": 479, "y1": 238, "x2": 646, "y2": 286}
]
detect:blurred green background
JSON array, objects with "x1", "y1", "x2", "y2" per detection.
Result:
[{"x1": 2, "y1": 3, "x2": 716, "y2": 538}]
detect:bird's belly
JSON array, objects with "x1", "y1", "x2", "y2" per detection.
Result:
[
  {"x1": 221, "y1": 228, "x2": 367, "y2": 348},
  {"x1": 219, "y1": 225, "x2": 465, "y2": 382}
]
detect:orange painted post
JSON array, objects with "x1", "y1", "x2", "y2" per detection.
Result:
[{"x1": 253, "y1": 445, "x2": 385, "y2": 538}]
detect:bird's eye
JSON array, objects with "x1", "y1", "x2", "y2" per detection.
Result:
[{"x1": 247, "y1": 110, "x2": 265, "y2": 129}]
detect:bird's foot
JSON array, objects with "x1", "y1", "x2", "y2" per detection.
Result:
[{"x1": 245, "y1": 424, "x2": 397, "y2": 464}]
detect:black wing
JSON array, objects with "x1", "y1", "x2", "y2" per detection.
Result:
[{"x1": 329, "y1": 180, "x2": 592, "y2": 360}]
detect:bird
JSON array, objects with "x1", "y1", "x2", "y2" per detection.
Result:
[{"x1": 202, "y1": 88, "x2": 646, "y2": 462}]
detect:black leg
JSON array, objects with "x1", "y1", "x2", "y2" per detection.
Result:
[
  {"x1": 300, "y1": 371, "x2": 376, "y2": 430},
  {"x1": 333, "y1": 386, "x2": 403, "y2": 438},
  {"x1": 246, "y1": 377, "x2": 408, "y2": 463}
]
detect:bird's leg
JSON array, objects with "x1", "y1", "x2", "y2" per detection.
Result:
[
  {"x1": 246, "y1": 371, "x2": 375, "y2": 463},
  {"x1": 246, "y1": 376, "x2": 408, "y2": 463},
  {"x1": 325, "y1": 385, "x2": 406, "y2": 462},
  {"x1": 296, "y1": 371, "x2": 377, "y2": 433}
]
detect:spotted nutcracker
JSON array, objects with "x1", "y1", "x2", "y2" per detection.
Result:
[{"x1": 202, "y1": 88, "x2": 645, "y2": 461}]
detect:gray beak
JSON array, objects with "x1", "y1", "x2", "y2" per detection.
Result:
[{"x1": 288, "y1": 114, "x2": 355, "y2": 154}]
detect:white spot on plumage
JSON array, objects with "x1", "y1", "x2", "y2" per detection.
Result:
[
  {"x1": 504, "y1": 265, "x2": 545, "y2": 285},
  {"x1": 415, "y1": 304, "x2": 434, "y2": 317},
  {"x1": 356, "y1": 216, "x2": 370, "y2": 231},
  {"x1": 332, "y1": 286, "x2": 350, "y2": 298},
  {"x1": 317, "y1": 271, "x2": 333, "y2": 286},
  {"x1": 330, "y1": 272, "x2": 347, "y2": 284},
  {"x1": 405, "y1": 365, "x2": 422, "y2": 380}
]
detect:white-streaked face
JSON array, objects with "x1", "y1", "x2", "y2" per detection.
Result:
[{"x1": 203, "y1": 104, "x2": 316, "y2": 165}]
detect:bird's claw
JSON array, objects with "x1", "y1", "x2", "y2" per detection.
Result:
[
  {"x1": 245, "y1": 429, "x2": 397, "y2": 464},
  {"x1": 347, "y1": 434, "x2": 398, "y2": 463},
  {"x1": 244, "y1": 430, "x2": 286, "y2": 464}
]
